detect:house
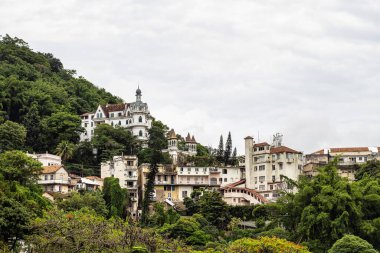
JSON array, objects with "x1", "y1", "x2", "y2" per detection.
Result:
[
  {"x1": 38, "y1": 165, "x2": 70, "y2": 193},
  {"x1": 80, "y1": 87, "x2": 152, "y2": 142},
  {"x1": 27, "y1": 152, "x2": 61, "y2": 166},
  {"x1": 304, "y1": 147, "x2": 380, "y2": 180}
]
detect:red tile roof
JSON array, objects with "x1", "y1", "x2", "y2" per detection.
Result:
[
  {"x1": 330, "y1": 147, "x2": 369, "y2": 153},
  {"x1": 253, "y1": 142, "x2": 270, "y2": 147},
  {"x1": 222, "y1": 179, "x2": 246, "y2": 189},
  {"x1": 105, "y1": 103, "x2": 127, "y2": 112},
  {"x1": 42, "y1": 165, "x2": 63, "y2": 174},
  {"x1": 270, "y1": 146, "x2": 301, "y2": 154},
  {"x1": 312, "y1": 149, "x2": 325, "y2": 155}
]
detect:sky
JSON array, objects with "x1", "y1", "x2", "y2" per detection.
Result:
[{"x1": 1, "y1": 0, "x2": 380, "y2": 154}]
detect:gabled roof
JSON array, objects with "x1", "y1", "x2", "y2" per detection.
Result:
[
  {"x1": 105, "y1": 103, "x2": 127, "y2": 112},
  {"x1": 42, "y1": 165, "x2": 64, "y2": 174},
  {"x1": 253, "y1": 142, "x2": 270, "y2": 148},
  {"x1": 270, "y1": 146, "x2": 301, "y2": 154}
]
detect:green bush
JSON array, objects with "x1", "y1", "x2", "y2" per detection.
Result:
[{"x1": 328, "y1": 234, "x2": 378, "y2": 253}]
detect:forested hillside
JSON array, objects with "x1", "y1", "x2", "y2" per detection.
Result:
[{"x1": 0, "y1": 34, "x2": 122, "y2": 152}]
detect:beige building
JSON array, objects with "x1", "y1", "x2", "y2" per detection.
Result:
[
  {"x1": 38, "y1": 165, "x2": 70, "y2": 193},
  {"x1": 304, "y1": 147, "x2": 379, "y2": 180},
  {"x1": 101, "y1": 155, "x2": 139, "y2": 217}
]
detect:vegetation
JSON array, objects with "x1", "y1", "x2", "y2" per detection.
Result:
[{"x1": 328, "y1": 234, "x2": 378, "y2": 253}]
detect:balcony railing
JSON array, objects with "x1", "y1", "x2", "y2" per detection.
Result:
[{"x1": 38, "y1": 179, "x2": 69, "y2": 185}]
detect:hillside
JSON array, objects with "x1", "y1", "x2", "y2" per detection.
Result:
[{"x1": 0, "y1": 34, "x2": 122, "y2": 152}]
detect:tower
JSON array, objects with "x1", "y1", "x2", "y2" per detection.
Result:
[
  {"x1": 244, "y1": 136, "x2": 254, "y2": 189},
  {"x1": 136, "y1": 85, "x2": 142, "y2": 102},
  {"x1": 167, "y1": 129, "x2": 178, "y2": 150}
]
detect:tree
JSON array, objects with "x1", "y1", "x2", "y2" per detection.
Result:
[
  {"x1": 224, "y1": 132, "x2": 232, "y2": 164},
  {"x1": 57, "y1": 192, "x2": 108, "y2": 217},
  {"x1": 216, "y1": 135, "x2": 224, "y2": 163},
  {"x1": 0, "y1": 121, "x2": 26, "y2": 152},
  {"x1": 199, "y1": 190, "x2": 230, "y2": 229},
  {"x1": 328, "y1": 234, "x2": 378, "y2": 253},
  {"x1": 231, "y1": 147, "x2": 237, "y2": 165},
  {"x1": 355, "y1": 159, "x2": 380, "y2": 180},
  {"x1": 0, "y1": 151, "x2": 49, "y2": 249},
  {"x1": 141, "y1": 120, "x2": 168, "y2": 225},
  {"x1": 103, "y1": 177, "x2": 128, "y2": 219},
  {"x1": 227, "y1": 237, "x2": 310, "y2": 253},
  {"x1": 55, "y1": 140, "x2": 75, "y2": 162},
  {"x1": 22, "y1": 102, "x2": 42, "y2": 151},
  {"x1": 41, "y1": 112, "x2": 83, "y2": 151}
]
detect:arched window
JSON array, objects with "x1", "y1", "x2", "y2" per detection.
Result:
[
  {"x1": 127, "y1": 111, "x2": 130, "y2": 117},
  {"x1": 139, "y1": 116, "x2": 143, "y2": 123},
  {"x1": 139, "y1": 130, "x2": 143, "y2": 136},
  {"x1": 118, "y1": 121, "x2": 121, "y2": 125},
  {"x1": 111, "y1": 122, "x2": 114, "y2": 126}
]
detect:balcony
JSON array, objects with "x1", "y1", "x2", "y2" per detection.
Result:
[
  {"x1": 209, "y1": 168, "x2": 220, "y2": 173},
  {"x1": 38, "y1": 179, "x2": 69, "y2": 185},
  {"x1": 155, "y1": 181, "x2": 175, "y2": 185}
]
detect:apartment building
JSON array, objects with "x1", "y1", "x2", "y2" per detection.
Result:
[
  {"x1": 304, "y1": 147, "x2": 380, "y2": 180},
  {"x1": 27, "y1": 152, "x2": 62, "y2": 166},
  {"x1": 244, "y1": 134, "x2": 303, "y2": 201},
  {"x1": 101, "y1": 155, "x2": 139, "y2": 217}
]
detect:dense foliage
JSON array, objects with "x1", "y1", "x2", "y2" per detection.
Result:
[{"x1": 0, "y1": 34, "x2": 122, "y2": 153}]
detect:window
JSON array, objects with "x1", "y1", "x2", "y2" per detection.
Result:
[
  {"x1": 84, "y1": 123, "x2": 88, "y2": 127},
  {"x1": 44, "y1": 175, "x2": 48, "y2": 180},
  {"x1": 164, "y1": 175, "x2": 167, "y2": 181},
  {"x1": 349, "y1": 157, "x2": 356, "y2": 162},
  {"x1": 127, "y1": 161, "x2": 133, "y2": 166},
  {"x1": 279, "y1": 163, "x2": 283, "y2": 170},
  {"x1": 264, "y1": 193, "x2": 269, "y2": 197},
  {"x1": 259, "y1": 165, "x2": 265, "y2": 171},
  {"x1": 157, "y1": 175, "x2": 161, "y2": 181},
  {"x1": 259, "y1": 185, "x2": 265, "y2": 191},
  {"x1": 110, "y1": 113, "x2": 114, "y2": 118},
  {"x1": 180, "y1": 167, "x2": 184, "y2": 172},
  {"x1": 118, "y1": 112, "x2": 122, "y2": 117},
  {"x1": 272, "y1": 165, "x2": 276, "y2": 170},
  {"x1": 182, "y1": 191, "x2": 188, "y2": 198},
  {"x1": 187, "y1": 168, "x2": 191, "y2": 172},
  {"x1": 203, "y1": 168, "x2": 207, "y2": 173},
  {"x1": 128, "y1": 171, "x2": 132, "y2": 177},
  {"x1": 91, "y1": 122, "x2": 93, "y2": 127},
  {"x1": 195, "y1": 168, "x2": 199, "y2": 172},
  {"x1": 222, "y1": 169, "x2": 227, "y2": 174},
  {"x1": 167, "y1": 192, "x2": 172, "y2": 199},
  {"x1": 224, "y1": 178, "x2": 227, "y2": 182},
  {"x1": 219, "y1": 178, "x2": 222, "y2": 182},
  {"x1": 139, "y1": 116, "x2": 143, "y2": 122},
  {"x1": 111, "y1": 122, "x2": 114, "y2": 126},
  {"x1": 359, "y1": 157, "x2": 363, "y2": 161},
  {"x1": 259, "y1": 147, "x2": 265, "y2": 151},
  {"x1": 139, "y1": 130, "x2": 143, "y2": 136},
  {"x1": 272, "y1": 175, "x2": 275, "y2": 182},
  {"x1": 270, "y1": 185, "x2": 274, "y2": 190},
  {"x1": 259, "y1": 176, "x2": 265, "y2": 182},
  {"x1": 254, "y1": 177, "x2": 257, "y2": 183},
  {"x1": 254, "y1": 166, "x2": 257, "y2": 171},
  {"x1": 127, "y1": 181, "x2": 134, "y2": 187},
  {"x1": 50, "y1": 175, "x2": 54, "y2": 180},
  {"x1": 118, "y1": 121, "x2": 121, "y2": 125}
]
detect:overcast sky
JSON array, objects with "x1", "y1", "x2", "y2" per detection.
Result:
[{"x1": 1, "y1": 0, "x2": 380, "y2": 154}]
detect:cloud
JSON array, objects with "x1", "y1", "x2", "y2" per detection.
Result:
[{"x1": 1, "y1": 0, "x2": 380, "y2": 154}]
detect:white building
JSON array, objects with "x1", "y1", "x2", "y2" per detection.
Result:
[
  {"x1": 38, "y1": 165, "x2": 70, "y2": 193},
  {"x1": 244, "y1": 134, "x2": 303, "y2": 201},
  {"x1": 101, "y1": 155, "x2": 139, "y2": 217},
  {"x1": 27, "y1": 152, "x2": 61, "y2": 166},
  {"x1": 80, "y1": 87, "x2": 152, "y2": 142},
  {"x1": 163, "y1": 129, "x2": 197, "y2": 164}
]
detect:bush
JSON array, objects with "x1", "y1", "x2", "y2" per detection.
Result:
[
  {"x1": 328, "y1": 234, "x2": 378, "y2": 253},
  {"x1": 227, "y1": 236, "x2": 310, "y2": 253}
]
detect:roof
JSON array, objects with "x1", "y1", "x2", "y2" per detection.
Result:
[
  {"x1": 330, "y1": 147, "x2": 369, "y2": 153},
  {"x1": 86, "y1": 176, "x2": 103, "y2": 181},
  {"x1": 270, "y1": 146, "x2": 302, "y2": 154},
  {"x1": 191, "y1": 135, "x2": 196, "y2": 143},
  {"x1": 185, "y1": 133, "x2": 196, "y2": 143},
  {"x1": 222, "y1": 179, "x2": 268, "y2": 204},
  {"x1": 80, "y1": 178, "x2": 100, "y2": 186},
  {"x1": 42, "y1": 165, "x2": 63, "y2": 174},
  {"x1": 105, "y1": 103, "x2": 127, "y2": 112},
  {"x1": 222, "y1": 179, "x2": 246, "y2": 189},
  {"x1": 167, "y1": 129, "x2": 177, "y2": 139},
  {"x1": 253, "y1": 142, "x2": 270, "y2": 148}
]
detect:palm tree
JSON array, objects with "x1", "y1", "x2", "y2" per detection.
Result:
[{"x1": 55, "y1": 140, "x2": 75, "y2": 162}]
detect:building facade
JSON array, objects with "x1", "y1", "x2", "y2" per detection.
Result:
[
  {"x1": 80, "y1": 87, "x2": 152, "y2": 142},
  {"x1": 162, "y1": 129, "x2": 197, "y2": 165},
  {"x1": 304, "y1": 147, "x2": 380, "y2": 180},
  {"x1": 244, "y1": 134, "x2": 303, "y2": 201},
  {"x1": 101, "y1": 155, "x2": 139, "y2": 217},
  {"x1": 27, "y1": 152, "x2": 62, "y2": 166},
  {"x1": 38, "y1": 165, "x2": 70, "y2": 193}
]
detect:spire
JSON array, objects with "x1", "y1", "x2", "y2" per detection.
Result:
[{"x1": 136, "y1": 84, "x2": 142, "y2": 102}]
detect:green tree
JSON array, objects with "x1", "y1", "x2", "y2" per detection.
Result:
[
  {"x1": 22, "y1": 102, "x2": 42, "y2": 151},
  {"x1": 55, "y1": 140, "x2": 75, "y2": 162},
  {"x1": 356, "y1": 159, "x2": 380, "y2": 180},
  {"x1": 41, "y1": 112, "x2": 83, "y2": 151},
  {"x1": 224, "y1": 132, "x2": 232, "y2": 165},
  {"x1": 0, "y1": 121, "x2": 26, "y2": 152},
  {"x1": 199, "y1": 190, "x2": 230, "y2": 229},
  {"x1": 328, "y1": 234, "x2": 378, "y2": 253},
  {"x1": 141, "y1": 120, "x2": 168, "y2": 225},
  {"x1": 0, "y1": 151, "x2": 49, "y2": 249},
  {"x1": 231, "y1": 147, "x2": 237, "y2": 165},
  {"x1": 216, "y1": 135, "x2": 224, "y2": 163},
  {"x1": 103, "y1": 177, "x2": 128, "y2": 219},
  {"x1": 57, "y1": 192, "x2": 108, "y2": 217}
]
